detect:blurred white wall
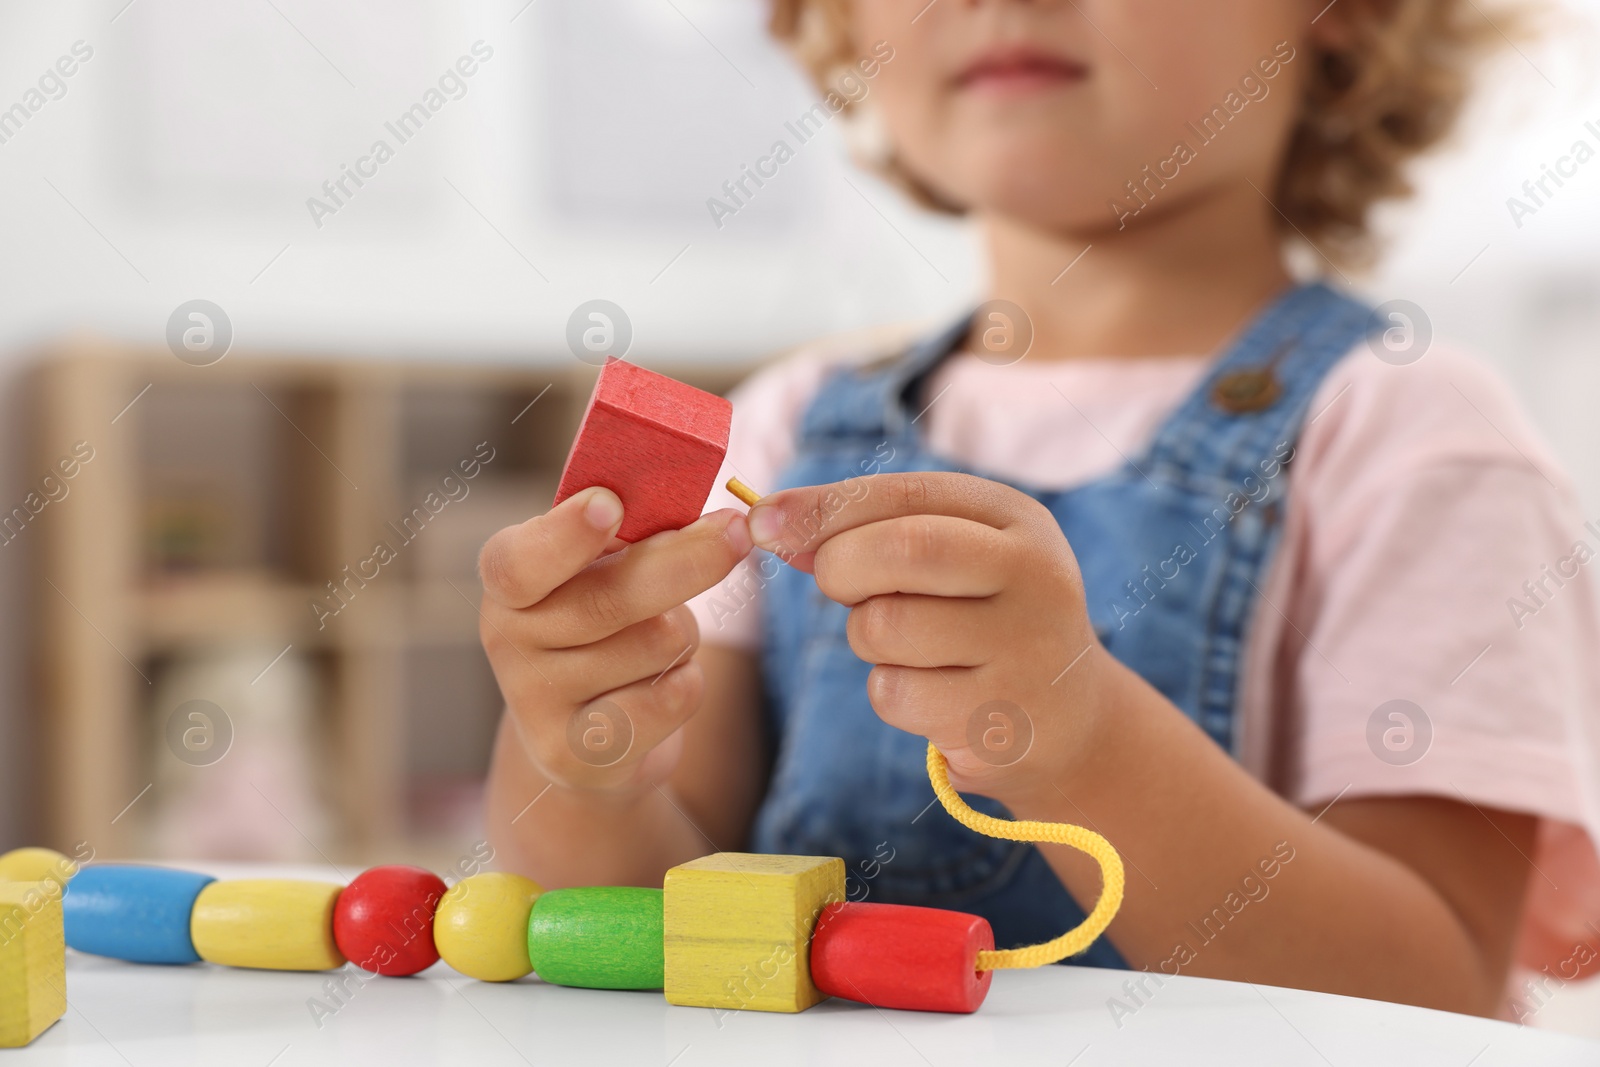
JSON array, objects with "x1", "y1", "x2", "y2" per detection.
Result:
[
  {"x1": 0, "y1": 0, "x2": 979, "y2": 366},
  {"x1": 0, "y1": 0, "x2": 1596, "y2": 848}
]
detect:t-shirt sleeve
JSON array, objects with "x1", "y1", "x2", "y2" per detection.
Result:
[
  {"x1": 1275, "y1": 349, "x2": 1600, "y2": 821},
  {"x1": 686, "y1": 349, "x2": 840, "y2": 651},
  {"x1": 1256, "y1": 346, "x2": 1600, "y2": 978}
]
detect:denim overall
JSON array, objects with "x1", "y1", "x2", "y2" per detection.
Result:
[{"x1": 753, "y1": 282, "x2": 1376, "y2": 968}]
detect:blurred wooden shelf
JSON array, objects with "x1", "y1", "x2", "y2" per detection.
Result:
[
  {"x1": 139, "y1": 572, "x2": 329, "y2": 650},
  {"x1": 30, "y1": 340, "x2": 755, "y2": 859},
  {"x1": 404, "y1": 580, "x2": 489, "y2": 646}
]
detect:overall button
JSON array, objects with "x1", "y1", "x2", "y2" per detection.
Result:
[{"x1": 1211, "y1": 368, "x2": 1281, "y2": 413}]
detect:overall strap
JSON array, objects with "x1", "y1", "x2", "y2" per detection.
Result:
[
  {"x1": 798, "y1": 283, "x2": 1373, "y2": 458},
  {"x1": 1134, "y1": 281, "x2": 1375, "y2": 743},
  {"x1": 1141, "y1": 282, "x2": 1374, "y2": 487},
  {"x1": 797, "y1": 315, "x2": 972, "y2": 444}
]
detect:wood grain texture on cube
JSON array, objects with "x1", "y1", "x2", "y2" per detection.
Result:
[
  {"x1": 190, "y1": 879, "x2": 345, "y2": 971},
  {"x1": 553, "y1": 358, "x2": 731, "y2": 543},
  {"x1": 0, "y1": 884, "x2": 66, "y2": 1048},
  {"x1": 663, "y1": 853, "x2": 844, "y2": 1013}
]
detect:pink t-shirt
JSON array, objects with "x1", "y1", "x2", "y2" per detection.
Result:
[{"x1": 686, "y1": 322, "x2": 1600, "y2": 988}]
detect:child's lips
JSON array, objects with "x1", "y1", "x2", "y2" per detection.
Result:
[{"x1": 955, "y1": 49, "x2": 1088, "y2": 95}]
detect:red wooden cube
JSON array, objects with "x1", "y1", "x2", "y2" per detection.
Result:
[{"x1": 554, "y1": 357, "x2": 732, "y2": 543}]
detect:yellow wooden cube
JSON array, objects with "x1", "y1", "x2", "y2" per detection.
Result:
[
  {"x1": 663, "y1": 853, "x2": 844, "y2": 1013},
  {"x1": 190, "y1": 879, "x2": 345, "y2": 971},
  {"x1": 0, "y1": 883, "x2": 66, "y2": 1048}
]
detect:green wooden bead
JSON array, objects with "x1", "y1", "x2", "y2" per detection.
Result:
[{"x1": 527, "y1": 886, "x2": 664, "y2": 990}]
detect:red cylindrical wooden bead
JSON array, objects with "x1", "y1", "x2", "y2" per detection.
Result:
[
  {"x1": 333, "y1": 865, "x2": 447, "y2": 976},
  {"x1": 810, "y1": 902, "x2": 994, "y2": 1013}
]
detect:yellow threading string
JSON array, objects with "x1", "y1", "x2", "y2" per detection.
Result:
[
  {"x1": 725, "y1": 478, "x2": 1127, "y2": 970},
  {"x1": 926, "y1": 743, "x2": 1125, "y2": 970}
]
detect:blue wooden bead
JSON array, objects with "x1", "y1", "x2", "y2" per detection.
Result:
[{"x1": 63, "y1": 865, "x2": 215, "y2": 964}]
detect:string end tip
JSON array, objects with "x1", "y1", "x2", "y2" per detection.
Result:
[{"x1": 726, "y1": 477, "x2": 762, "y2": 508}]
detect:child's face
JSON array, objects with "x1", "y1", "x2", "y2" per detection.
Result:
[{"x1": 851, "y1": 0, "x2": 1312, "y2": 232}]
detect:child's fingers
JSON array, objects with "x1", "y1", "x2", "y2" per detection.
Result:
[
  {"x1": 746, "y1": 472, "x2": 1034, "y2": 557},
  {"x1": 534, "y1": 607, "x2": 701, "y2": 695},
  {"x1": 845, "y1": 593, "x2": 999, "y2": 669},
  {"x1": 479, "y1": 487, "x2": 625, "y2": 610},
  {"x1": 529, "y1": 509, "x2": 752, "y2": 649},
  {"x1": 524, "y1": 661, "x2": 704, "y2": 790},
  {"x1": 863, "y1": 662, "x2": 993, "y2": 753},
  {"x1": 812, "y1": 516, "x2": 1012, "y2": 604}
]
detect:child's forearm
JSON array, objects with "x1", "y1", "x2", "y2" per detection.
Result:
[{"x1": 1008, "y1": 657, "x2": 1533, "y2": 1015}]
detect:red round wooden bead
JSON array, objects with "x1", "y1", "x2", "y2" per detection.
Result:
[
  {"x1": 333, "y1": 865, "x2": 448, "y2": 976},
  {"x1": 810, "y1": 902, "x2": 994, "y2": 1013}
]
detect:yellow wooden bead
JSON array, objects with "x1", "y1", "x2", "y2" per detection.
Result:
[
  {"x1": 433, "y1": 872, "x2": 543, "y2": 982},
  {"x1": 0, "y1": 883, "x2": 66, "y2": 1048},
  {"x1": 664, "y1": 853, "x2": 844, "y2": 1013},
  {"x1": 0, "y1": 848, "x2": 77, "y2": 893},
  {"x1": 190, "y1": 879, "x2": 345, "y2": 971}
]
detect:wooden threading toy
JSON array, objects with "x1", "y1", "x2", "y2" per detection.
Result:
[{"x1": 0, "y1": 359, "x2": 1124, "y2": 1047}]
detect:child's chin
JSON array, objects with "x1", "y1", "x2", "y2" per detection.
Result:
[
  {"x1": 965, "y1": 172, "x2": 1116, "y2": 230},
  {"x1": 931, "y1": 143, "x2": 1102, "y2": 207}
]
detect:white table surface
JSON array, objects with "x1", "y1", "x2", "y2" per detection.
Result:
[{"x1": 16, "y1": 863, "x2": 1599, "y2": 1066}]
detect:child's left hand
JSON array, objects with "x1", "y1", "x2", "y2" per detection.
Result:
[{"x1": 746, "y1": 471, "x2": 1111, "y2": 806}]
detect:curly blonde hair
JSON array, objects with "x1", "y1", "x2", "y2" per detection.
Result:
[{"x1": 768, "y1": 0, "x2": 1501, "y2": 269}]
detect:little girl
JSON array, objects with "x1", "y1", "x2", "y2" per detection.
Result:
[{"x1": 480, "y1": 0, "x2": 1600, "y2": 1017}]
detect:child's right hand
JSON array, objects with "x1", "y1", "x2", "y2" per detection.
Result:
[{"x1": 477, "y1": 487, "x2": 753, "y2": 794}]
